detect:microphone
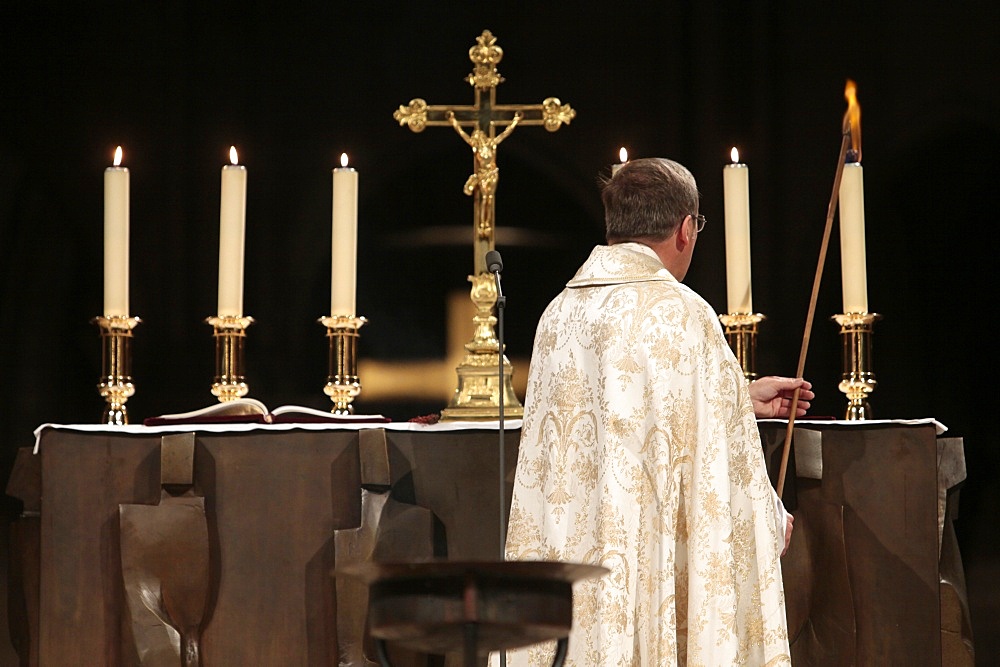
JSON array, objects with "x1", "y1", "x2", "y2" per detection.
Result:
[
  {"x1": 487, "y1": 250, "x2": 505, "y2": 303},
  {"x1": 486, "y1": 250, "x2": 503, "y2": 274}
]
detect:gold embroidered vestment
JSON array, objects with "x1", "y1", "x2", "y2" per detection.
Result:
[{"x1": 503, "y1": 243, "x2": 790, "y2": 666}]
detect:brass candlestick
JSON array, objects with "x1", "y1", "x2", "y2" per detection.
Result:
[
  {"x1": 833, "y1": 312, "x2": 880, "y2": 420},
  {"x1": 719, "y1": 312, "x2": 765, "y2": 381},
  {"x1": 440, "y1": 272, "x2": 523, "y2": 420},
  {"x1": 320, "y1": 315, "x2": 366, "y2": 414},
  {"x1": 94, "y1": 315, "x2": 141, "y2": 425},
  {"x1": 207, "y1": 315, "x2": 253, "y2": 402}
]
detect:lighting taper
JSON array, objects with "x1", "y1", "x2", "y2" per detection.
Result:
[{"x1": 776, "y1": 90, "x2": 854, "y2": 498}]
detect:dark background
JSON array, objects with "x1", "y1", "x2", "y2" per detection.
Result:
[{"x1": 1, "y1": 1, "x2": 997, "y2": 661}]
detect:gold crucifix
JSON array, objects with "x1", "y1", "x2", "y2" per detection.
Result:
[{"x1": 393, "y1": 30, "x2": 575, "y2": 420}]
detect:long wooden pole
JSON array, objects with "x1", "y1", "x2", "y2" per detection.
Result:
[{"x1": 776, "y1": 121, "x2": 852, "y2": 497}]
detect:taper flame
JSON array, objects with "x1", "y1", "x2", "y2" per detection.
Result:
[
  {"x1": 229, "y1": 146, "x2": 239, "y2": 165},
  {"x1": 843, "y1": 79, "x2": 861, "y2": 162},
  {"x1": 340, "y1": 152, "x2": 349, "y2": 168},
  {"x1": 618, "y1": 147, "x2": 628, "y2": 163},
  {"x1": 730, "y1": 147, "x2": 740, "y2": 163},
  {"x1": 113, "y1": 146, "x2": 123, "y2": 167}
]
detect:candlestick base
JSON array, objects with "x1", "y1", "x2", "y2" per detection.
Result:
[
  {"x1": 719, "y1": 312, "x2": 765, "y2": 381},
  {"x1": 207, "y1": 315, "x2": 253, "y2": 402},
  {"x1": 320, "y1": 315, "x2": 366, "y2": 415},
  {"x1": 833, "y1": 312, "x2": 880, "y2": 420},
  {"x1": 440, "y1": 272, "x2": 523, "y2": 421},
  {"x1": 93, "y1": 315, "x2": 141, "y2": 425}
]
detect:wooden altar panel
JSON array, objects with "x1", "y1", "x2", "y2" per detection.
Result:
[
  {"x1": 194, "y1": 434, "x2": 361, "y2": 663},
  {"x1": 383, "y1": 430, "x2": 518, "y2": 562},
  {"x1": 40, "y1": 433, "x2": 161, "y2": 665},
  {"x1": 759, "y1": 422, "x2": 958, "y2": 665},
  {"x1": 27, "y1": 427, "x2": 517, "y2": 665},
  {"x1": 36, "y1": 432, "x2": 363, "y2": 664}
]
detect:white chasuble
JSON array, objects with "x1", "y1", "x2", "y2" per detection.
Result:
[{"x1": 501, "y1": 244, "x2": 790, "y2": 666}]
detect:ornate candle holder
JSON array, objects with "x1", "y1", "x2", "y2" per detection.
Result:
[
  {"x1": 320, "y1": 315, "x2": 366, "y2": 414},
  {"x1": 833, "y1": 312, "x2": 880, "y2": 420},
  {"x1": 94, "y1": 315, "x2": 141, "y2": 425},
  {"x1": 207, "y1": 315, "x2": 253, "y2": 402},
  {"x1": 719, "y1": 312, "x2": 765, "y2": 381}
]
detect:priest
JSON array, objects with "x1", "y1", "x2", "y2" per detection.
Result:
[{"x1": 502, "y1": 157, "x2": 812, "y2": 665}]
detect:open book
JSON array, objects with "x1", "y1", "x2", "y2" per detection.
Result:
[{"x1": 143, "y1": 398, "x2": 389, "y2": 426}]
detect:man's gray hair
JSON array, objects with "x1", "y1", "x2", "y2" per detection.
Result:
[{"x1": 601, "y1": 157, "x2": 700, "y2": 243}]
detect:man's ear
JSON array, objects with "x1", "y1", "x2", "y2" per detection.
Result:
[{"x1": 676, "y1": 215, "x2": 692, "y2": 248}]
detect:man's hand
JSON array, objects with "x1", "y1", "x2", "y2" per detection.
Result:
[
  {"x1": 749, "y1": 376, "x2": 814, "y2": 419},
  {"x1": 782, "y1": 512, "x2": 794, "y2": 556}
]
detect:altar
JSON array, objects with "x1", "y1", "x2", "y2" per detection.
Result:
[{"x1": 4, "y1": 418, "x2": 971, "y2": 665}]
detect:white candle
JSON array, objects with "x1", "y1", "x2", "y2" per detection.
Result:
[
  {"x1": 218, "y1": 146, "x2": 247, "y2": 317},
  {"x1": 611, "y1": 146, "x2": 628, "y2": 175},
  {"x1": 104, "y1": 146, "x2": 130, "y2": 316},
  {"x1": 331, "y1": 152, "x2": 358, "y2": 316},
  {"x1": 723, "y1": 147, "x2": 752, "y2": 314},
  {"x1": 838, "y1": 162, "x2": 868, "y2": 313}
]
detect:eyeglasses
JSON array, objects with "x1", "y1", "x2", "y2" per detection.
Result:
[{"x1": 692, "y1": 214, "x2": 707, "y2": 233}]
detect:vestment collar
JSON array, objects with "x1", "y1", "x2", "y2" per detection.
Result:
[{"x1": 566, "y1": 242, "x2": 677, "y2": 288}]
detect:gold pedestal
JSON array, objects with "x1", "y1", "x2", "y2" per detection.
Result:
[
  {"x1": 94, "y1": 315, "x2": 141, "y2": 425},
  {"x1": 207, "y1": 315, "x2": 253, "y2": 402},
  {"x1": 440, "y1": 272, "x2": 522, "y2": 421},
  {"x1": 833, "y1": 312, "x2": 880, "y2": 420},
  {"x1": 321, "y1": 315, "x2": 366, "y2": 415},
  {"x1": 719, "y1": 312, "x2": 765, "y2": 381}
]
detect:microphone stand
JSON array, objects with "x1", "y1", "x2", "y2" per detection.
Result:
[
  {"x1": 488, "y1": 251, "x2": 507, "y2": 667},
  {"x1": 493, "y1": 267, "x2": 507, "y2": 557}
]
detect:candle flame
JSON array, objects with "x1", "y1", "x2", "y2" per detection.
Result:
[
  {"x1": 229, "y1": 146, "x2": 239, "y2": 165},
  {"x1": 618, "y1": 147, "x2": 628, "y2": 163},
  {"x1": 843, "y1": 79, "x2": 862, "y2": 162},
  {"x1": 730, "y1": 147, "x2": 740, "y2": 163},
  {"x1": 340, "y1": 152, "x2": 349, "y2": 168},
  {"x1": 113, "y1": 146, "x2": 123, "y2": 167}
]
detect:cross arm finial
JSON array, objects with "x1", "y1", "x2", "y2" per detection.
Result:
[{"x1": 393, "y1": 99, "x2": 431, "y2": 132}]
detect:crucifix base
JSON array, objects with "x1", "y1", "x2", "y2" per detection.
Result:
[
  {"x1": 440, "y1": 273, "x2": 523, "y2": 421},
  {"x1": 440, "y1": 353, "x2": 523, "y2": 421}
]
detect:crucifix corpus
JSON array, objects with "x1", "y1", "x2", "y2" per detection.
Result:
[{"x1": 393, "y1": 30, "x2": 575, "y2": 420}]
